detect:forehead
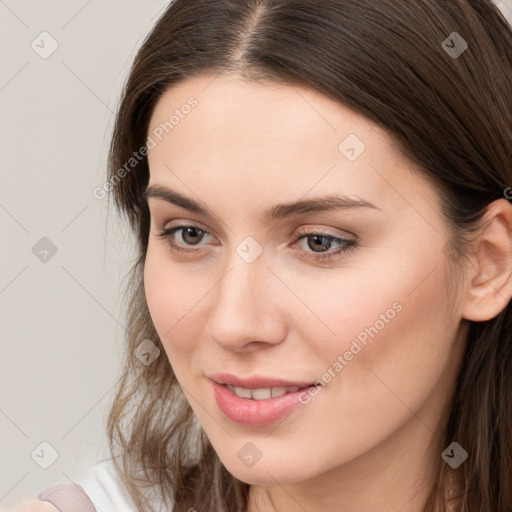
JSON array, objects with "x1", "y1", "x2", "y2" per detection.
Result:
[
  {"x1": 145, "y1": 73, "x2": 435, "y2": 218},
  {"x1": 148, "y1": 72, "x2": 380, "y2": 152}
]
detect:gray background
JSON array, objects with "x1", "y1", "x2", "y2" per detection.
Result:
[
  {"x1": 1, "y1": 0, "x2": 511, "y2": 507},
  {"x1": 0, "y1": 1, "x2": 169, "y2": 506}
]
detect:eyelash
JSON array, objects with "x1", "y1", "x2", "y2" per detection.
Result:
[{"x1": 157, "y1": 224, "x2": 357, "y2": 262}]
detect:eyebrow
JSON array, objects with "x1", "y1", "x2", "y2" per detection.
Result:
[{"x1": 143, "y1": 184, "x2": 378, "y2": 222}]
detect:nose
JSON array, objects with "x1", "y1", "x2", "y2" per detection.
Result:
[{"x1": 207, "y1": 256, "x2": 287, "y2": 352}]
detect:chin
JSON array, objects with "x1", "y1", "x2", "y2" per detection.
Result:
[{"x1": 219, "y1": 452, "x2": 320, "y2": 486}]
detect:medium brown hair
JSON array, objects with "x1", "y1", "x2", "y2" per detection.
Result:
[{"x1": 105, "y1": 1, "x2": 512, "y2": 511}]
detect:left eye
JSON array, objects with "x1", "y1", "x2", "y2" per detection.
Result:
[
  {"x1": 157, "y1": 225, "x2": 357, "y2": 262},
  {"x1": 292, "y1": 228, "x2": 357, "y2": 261}
]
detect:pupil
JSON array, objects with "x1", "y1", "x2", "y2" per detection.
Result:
[
  {"x1": 184, "y1": 227, "x2": 202, "y2": 244},
  {"x1": 309, "y1": 235, "x2": 330, "y2": 252}
]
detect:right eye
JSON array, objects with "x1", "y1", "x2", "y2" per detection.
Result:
[{"x1": 158, "y1": 225, "x2": 215, "y2": 255}]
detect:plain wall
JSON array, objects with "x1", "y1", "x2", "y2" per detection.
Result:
[{"x1": 0, "y1": 1, "x2": 169, "y2": 506}]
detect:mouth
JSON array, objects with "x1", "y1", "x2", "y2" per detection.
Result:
[
  {"x1": 224, "y1": 383, "x2": 310, "y2": 400},
  {"x1": 208, "y1": 372, "x2": 317, "y2": 391},
  {"x1": 210, "y1": 377, "x2": 322, "y2": 426}
]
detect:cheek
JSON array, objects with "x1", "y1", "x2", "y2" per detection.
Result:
[
  {"x1": 278, "y1": 259, "x2": 459, "y2": 469},
  {"x1": 304, "y1": 248, "x2": 456, "y2": 394},
  {"x1": 332, "y1": 266, "x2": 456, "y2": 419},
  {"x1": 143, "y1": 248, "x2": 206, "y2": 358}
]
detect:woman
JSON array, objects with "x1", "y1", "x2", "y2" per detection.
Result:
[{"x1": 16, "y1": 0, "x2": 512, "y2": 511}]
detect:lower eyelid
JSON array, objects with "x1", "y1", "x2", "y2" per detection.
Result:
[{"x1": 159, "y1": 226, "x2": 356, "y2": 259}]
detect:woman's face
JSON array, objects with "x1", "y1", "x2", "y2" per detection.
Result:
[{"x1": 144, "y1": 73, "x2": 468, "y2": 493}]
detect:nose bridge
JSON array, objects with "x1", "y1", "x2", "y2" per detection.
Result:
[
  {"x1": 207, "y1": 249, "x2": 285, "y2": 351},
  {"x1": 213, "y1": 256, "x2": 263, "y2": 329},
  {"x1": 221, "y1": 233, "x2": 269, "y2": 305}
]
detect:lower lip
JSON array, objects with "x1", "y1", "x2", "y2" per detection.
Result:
[{"x1": 211, "y1": 381, "x2": 314, "y2": 426}]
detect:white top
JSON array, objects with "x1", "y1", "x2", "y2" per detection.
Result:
[
  {"x1": 75, "y1": 458, "x2": 173, "y2": 512},
  {"x1": 66, "y1": 439, "x2": 173, "y2": 512},
  {"x1": 74, "y1": 459, "x2": 139, "y2": 512}
]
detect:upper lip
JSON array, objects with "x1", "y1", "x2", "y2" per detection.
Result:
[{"x1": 208, "y1": 372, "x2": 316, "y2": 389}]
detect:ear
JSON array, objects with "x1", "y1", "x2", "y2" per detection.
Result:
[{"x1": 462, "y1": 198, "x2": 512, "y2": 322}]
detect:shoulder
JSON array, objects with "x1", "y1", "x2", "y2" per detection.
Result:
[
  {"x1": 6, "y1": 482, "x2": 96, "y2": 512},
  {"x1": 16, "y1": 457, "x2": 171, "y2": 512},
  {"x1": 2, "y1": 499, "x2": 59, "y2": 512},
  {"x1": 15, "y1": 459, "x2": 135, "y2": 512},
  {"x1": 6, "y1": 460, "x2": 141, "y2": 512}
]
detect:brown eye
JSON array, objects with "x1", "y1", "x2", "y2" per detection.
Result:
[
  {"x1": 306, "y1": 234, "x2": 336, "y2": 252},
  {"x1": 158, "y1": 225, "x2": 214, "y2": 255},
  {"x1": 180, "y1": 227, "x2": 206, "y2": 245},
  {"x1": 293, "y1": 228, "x2": 358, "y2": 262},
  {"x1": 157, "y1": 224, "x2": 357, "y2": 263}
]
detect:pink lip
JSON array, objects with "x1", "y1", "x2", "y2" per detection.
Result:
[
  {"x1": 208, "y1": 372, "x2": 315, "y2": 389},
  {"x1": 210, "y1": 377, "x2": 317, "y2": 426}
]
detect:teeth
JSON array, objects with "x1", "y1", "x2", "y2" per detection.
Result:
[
  {"x1": 226, "y1": 384, "x2": 303, "y2": 400},
  {"x1": 271, "y1": 387, "x2": 288, "y2": 398},
  {"x1": 234, "y1": 386, "x2": 251, "y2": 399},
  {"x1": 251, "y1": 388, "x2": 272, "y2": 400}
]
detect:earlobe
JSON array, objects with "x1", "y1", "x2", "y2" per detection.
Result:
[{"x1": 462, "y1": 199, "x2": 512, "y2": 322}]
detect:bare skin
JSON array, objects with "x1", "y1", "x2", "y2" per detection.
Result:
[
  {"x1": 15, "y1": 71, "x2": 510, "y2": 512},
  {"x1": 142, "y1": 73, "x2": 512, "y2": 512},
  {"x1": 4, "y1": 500, "x2": 58, "y2": 512}
]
